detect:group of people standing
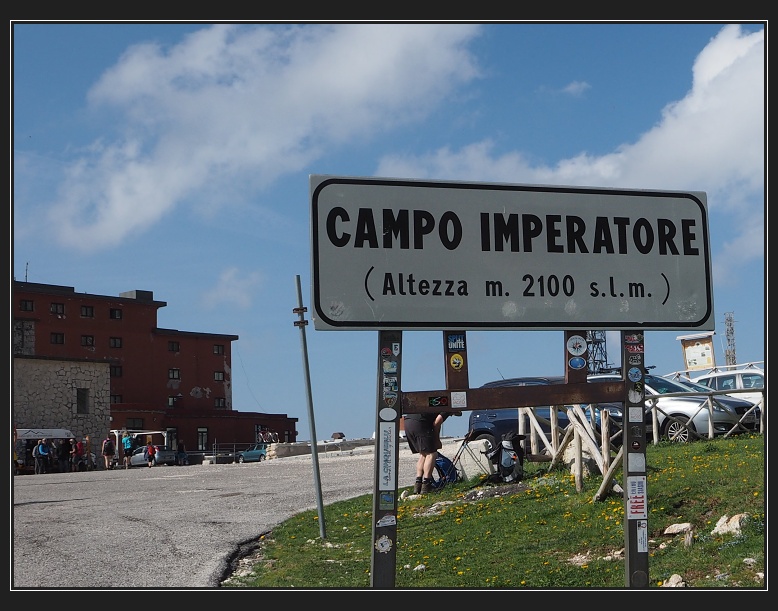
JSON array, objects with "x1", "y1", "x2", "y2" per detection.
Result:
[
  {"x1": 103, "y1": 432, "x2": 187, "y2": 469},
  {"x1": 102, "y1": 432, "x2": 155, "y2": 469},
  {"x1": 31, "y1": 437, "x2": 87, "y2": 474},
  {"x1": 26, "y1": 432, "x2": 187, "y2": 474}
]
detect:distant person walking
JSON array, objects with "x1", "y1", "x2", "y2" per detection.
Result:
[
  {"x1": 57, "y1": 438, "x2": 72, "y2": 473},
  {"x1": 144, "y1": 441, "x2": 156, "y2": 468},
  {"x1": 176, "y1": 440, "x2": 188, "y2": 466},
  {"x1": 121, "y1": 433, "x2": 135, "y2": 469},
  {"x1": 33, "y1": 438, "x2": 49, "y2": 474},
  {"x1": 71, "y1": 438, "x2": 84, "y2": 471},
  {"x1": 101, "y1": 434, "x2": 115, "y2": 470}
]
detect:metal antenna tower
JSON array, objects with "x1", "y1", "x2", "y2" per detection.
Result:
[
  {"x1": 586, "y1": 330, "x2": 609, "y2": 374},
  {"x1": 724, "y1": 312, "x2": 736, "y2": 366}
]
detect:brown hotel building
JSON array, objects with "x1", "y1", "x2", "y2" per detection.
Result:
[{"x1": 12, "y1": 281, "x2": 298, "y2": 454}]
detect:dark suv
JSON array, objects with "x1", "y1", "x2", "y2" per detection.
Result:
[{"x1": 467, "y1": 376, "x2": 623, "y2": 452}]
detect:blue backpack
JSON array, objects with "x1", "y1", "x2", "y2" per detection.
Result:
[{"x1": 433, "y1": 453, "x2": 459, "y2": 489}]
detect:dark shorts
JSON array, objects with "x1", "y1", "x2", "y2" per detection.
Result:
[{"x1": 404, "y1": 417, "x2": 438, "y2": 455}]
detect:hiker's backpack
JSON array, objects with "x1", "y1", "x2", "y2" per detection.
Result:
[
  {"x1": 486, "y1": 432, "x2": 525, "y2": 483},
  {"x1": 433, "y1": 453, "x2": 459, "y2": 488},
  {"x1": 104, "y1": 439, "x2": 114, "y2": 454},
  {"x1": 32, "y1": 444, "x2": 40, "y2": 458}
]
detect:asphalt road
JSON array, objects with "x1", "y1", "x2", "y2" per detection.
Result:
[{"x1": 12, "y1": 440, "x2": 458, "y2": 590}]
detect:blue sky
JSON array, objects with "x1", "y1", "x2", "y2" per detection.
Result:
[{"x1": 12, "y1": 22, "x2": 765, "y2": 441}]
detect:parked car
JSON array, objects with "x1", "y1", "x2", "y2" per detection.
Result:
[
  {"x1": 467, "y1": 376, "x2": 623, "y2": 452},
  {"x1": 588, "y1": 373, "x2": 747, "y2": 443},
  {"x1": 670, "y1": 377, "x2": 760, "y2": 432},
  {"x1": 236, "y1": 443, "x2": 268, "y2": 463},
  {"x1": 129, "y1": 445, "x2": 177, "y2": 467},
  {"x1": 691, "y1": 365, "x2": 765, "y2": 406}
]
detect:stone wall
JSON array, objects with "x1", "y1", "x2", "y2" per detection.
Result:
[
  {"x1": 13, "y1": 357, "x2": 111, "y2": 445},
  {"x1": 266, "y1": 438, "x2": 376, "y2": 459}
]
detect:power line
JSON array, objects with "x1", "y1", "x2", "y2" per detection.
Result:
[{"x1": 234, "y1": 345, "x2": 263, "y2": 410}]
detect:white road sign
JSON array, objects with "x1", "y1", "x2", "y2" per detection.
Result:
[{"x1": 310, "y1": 175, "x2": 713, "y2": 331}]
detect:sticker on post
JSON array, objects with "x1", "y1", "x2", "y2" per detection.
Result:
[
  {"x1": 451, "y1": 391, "x2": 467, "y2": 408},
  {"x1": 447, "y1": 334, "x2": 466, "y2": 352},
  {"x1": 379, "y1": 491, "x2": 395, "y2": 510},
  {"x1": 566, "y1": 335, "x2": 587, "y2": 356},
  {"x1": 375, "y1": 535, "x2": 393, "y2": 553},
  {"x1": 376, "y1": 514, "x2": 397, "y2": 528},
  {"x1": 378, "y1": 422, "x2": 396, "y2": 491}
]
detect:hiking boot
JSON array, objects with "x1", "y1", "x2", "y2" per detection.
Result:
[
  {"x1": 420, "y1": 479, "x2": 433, "y2": 494},
  {"x1": 413, "y1": 478, "x2": 423, "y2": 494}
]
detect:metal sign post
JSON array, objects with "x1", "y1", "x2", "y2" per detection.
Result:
[
  {"x1": 370, "y1": 330, "x2": 402, "y2": 588},
  {"x1": 293, "y1": 275, "x2": 326, "y2": 540},
  {"x1": 621, "y1": 331, "x2": 649, "y2": 587}
]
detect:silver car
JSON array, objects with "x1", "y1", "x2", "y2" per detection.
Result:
[
  {"x1": 589, "y1": 373, "x2": 744, "y2": 443},
  {"x1": 129, "y1": 445, "x2": 177, "y2": 467},
  {"x1": 692, "y1": 366, "x2": 765, "y2": 406}
]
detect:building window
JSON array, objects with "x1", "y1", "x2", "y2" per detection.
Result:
[
  {"x1": 213, "y1": 344, "x2": 224, "y2": 355},
  {"x1": 110, "y1": 395, "x2": 123, "y2": 404},
  {"x1": 109, "y1": 337, "x2": 123, "y2": 348},
  {"x1": 81, "y1": 335, "x2": 95, "y2": 346},
  {"x1": 110, "y1": 365, "x2": 123, "y2": 378},
  {"x1": 76, "y1": 388, "x2": 89, "y2": 414},
  {"x1": 169, "y1": 368, "x2": 180, "y2": 380},
  {"x1": 126, "y1": 418, "x2": 143, "y2": 430},
  {"x1": 80, "y1": 305, "x2": 95, "y2": 318},
  {"x1": 168, "y1": 341, "x2": 180, "y2": 352},
  {"x1": 50, "y1": 302, "x2": 65, "y2": 315},
  {"x1": 168, "y1": 396, "x2": 176, "y2": 407},
  {"x1": 215, "y1": 398, "x2": 226, "y2": 408},
  {"x1": 50, "y1": 332, "x2": 65, "y2": 345},
  {"x1": 110, "y1": 308, "x2": 122, "y2": 319},
  {"x1": 197, "y1": 428, "x2": 208, "y2": 452},
  {"x1": 20, "y1": 299, "x2": 34, "y2": 312},
  {"x1": 214, "y1": 371, "x2": 224, "y2": 381}
]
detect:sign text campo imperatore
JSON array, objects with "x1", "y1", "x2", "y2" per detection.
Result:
[{"x1": 310, "y1": 175, "x2": 712, "y2": 332}]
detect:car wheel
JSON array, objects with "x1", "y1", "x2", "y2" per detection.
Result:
[
  {"x1": 258, "y1": 455, "x2": 265, "y2": 462},
  {"x1": 238, "y1": 455, "x2": 245, "y2": 463},
  {"x1": 662, "y1": 416, "x2": 695, "y2": 443},
  {"x1": 473, "y1": 433, "x2": 498, "y2": 455}
]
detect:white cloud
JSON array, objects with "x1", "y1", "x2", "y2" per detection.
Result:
[
  {"x1": 43, "y1": 23, "x2": 483, "y2": 251},
  {"x1": 376, "y1": 24, "x2": 764, "y2": 288},
  {"x1": 561, "y1": 80, "x2": 591, "y2": 96},
  {"x1": 201, "y1": 267, "x2": 262, "y2": 309}
]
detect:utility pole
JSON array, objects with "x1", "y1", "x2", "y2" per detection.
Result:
[
  {"x1": 724, "y1": 312, "x2": 736, "y2": 366},
  {"x1": 586, "y1": 330, "x2": 608, "y2": 373}
]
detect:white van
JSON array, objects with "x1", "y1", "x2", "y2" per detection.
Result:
[{"x1": 692, "y1": 363, "x2": 765, "y2": 406}]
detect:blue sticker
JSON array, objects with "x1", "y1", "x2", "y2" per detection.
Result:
[
  {"x1": 569, "y1": 356, "x2": 587, "y2": 370},
  {"x1": 628, "y1": 367, "x2": 643, "y2": 382},
  {"x1": 447, "y1": 334, "x2": 466, "y2": 352}
]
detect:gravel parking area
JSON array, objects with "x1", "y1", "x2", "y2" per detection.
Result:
[{"x1": 12, "y1": 438, "x2": 464, "y2": 589}]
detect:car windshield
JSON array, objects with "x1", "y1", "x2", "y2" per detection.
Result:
[
  {"x1": 644, "y1": 374, "x2": 696, "y2": 394},
  {"x1": 674, "y1": 379, "x2": 715, "y2": 393}
]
